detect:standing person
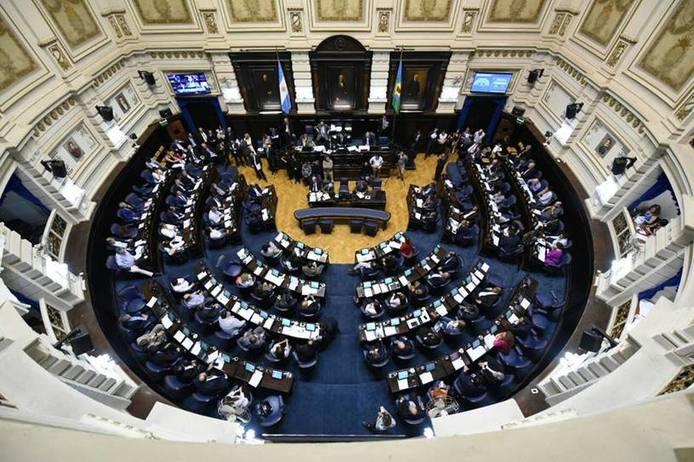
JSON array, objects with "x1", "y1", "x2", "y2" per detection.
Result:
[
  {"x1": 396, "y1": 150, "x2": 408, "y2": 181},
  {"x1": 362, "y1": 406, "x2": 397, "y2": 433},
  {"x1": 369, "y1": 152, "x2": 384, "y2": 178},
  {"x1": 315, "y1": 120, "x2": 329, "y2": 146},
  {"x1": 322, "y1": 155, "x2": 334, "y2": 182},
  {"x1": 251, "y1": 147, "x2": 267, "y2": 181},
  {"x1": 281, "y1": 117, "x2": 292, "y2": 148},
  {"x1": 434, "y1": 151, "x2": 448, "y2": 181},
  {"x1": 425, "y1": 128, "x2": 438, "y2": 157},
  {"x1": 263, "y1": 133, "x2": 277, "y2": 174}
]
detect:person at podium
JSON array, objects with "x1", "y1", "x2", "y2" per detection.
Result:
[{"x1": 299, "y1": 133, "x2": 315, "y2": 149}]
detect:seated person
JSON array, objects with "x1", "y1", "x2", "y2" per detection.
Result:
[
  {"x1": 218, "y1": 310, "x2": 246, "y2": 337},
  {"x1": 385, "y1": 291, "x2": 408, "y2": 315},
  {"x1": 267, "y1": 339, "x2": 292, "y2": 362},
  {"x1": 399, "y1": 238, "x2": 416, "y2": 259},
  {"x1": 415, "y1": 325, "x2": 443, "y2": 348},
  {"x1": 362, "y1": 298, "x2": 384, "y2": 318},
  {"x1": 439, "y1": 251, "x2": 460, "y2": 272},
  {"x1": 161, "y1": 206, "x2": 183, "y2": 224},
  {"x1": 381, "y1": 254, "x2": 399, "y2": 273},
  {"x1": 173, "y1": 359, "x2": 205, "y2": 382},
  {"x1": 302, "y1": 261, "x2": 324, "y2": 278},
  {"x1": 171, "y1": 277, "x2": 195, "y2": 294},
  {"x1": 253, "y1": 281, "x2": 275, "y2": 301},
  {"x1": 298, "y1": 295, "x2": 320, "y2": 317},
  {"x1": 193, "y1": 371, "x2": 228, "y2": 397},
  {"x1": 119, "y1": 312, "x2": 151, "y2": 332},
  {"x1": 136, "y1": 324, "x2": 167, "y2": 352},
  {"x1": 544, "y1": 242, "x2": 566, "y2": 266},
  {"x1": 282, "y1": 253, "x2": 302, "y2": 273},
  {"x1": 113, "y1": 248, "x2": 154, "y2": 277},
  {"x1": 454, "y1": 369, "x2": 486, "y2": 397},
  {"x1": 353, "y1": 260, "x2": 378, "y2": 279},
  {"x1": 475, "y1": 284, "x2": 502, "y2": 308},
  {"x1": 459, "y1": 302, "x2": 481, "y2": 321},
  {"x1": 237, "y1": 326, "x2": 268, "y2": 351},
  {"x1": 150, "y1": 342, "x2": 183, "y2": 367},
  {"x1": 353, "y1": 180, "x2": 369, "y2": 195},
  {"x1": 426, "y1": 269, "x2": 452, "y2": 288},
  {"x1": 540, "y1": 201, "x2": 564, "y2": 220},
  {"x1": 436, "y1": 315, "x2": 466, "y2": 336},
  {"x1": 260, "y1": 240, "x2": 283, "y2": 260},
  {"x1": 389, "y1": 336, "x2": 414, "y2": 358},
  {"x1": 407, "y1": 280, "x2": 429, "y2": 299},
  {"x1": 196, "y1": 302, "x2": 224, "y2": 324},
  {"x1": 275, "y1": 289, "x2": 297, "y2": 311},
  {"x1": 363, "y1": 340, "x2": 389, "y2": 365},
  {"x1": 182, "y1": 291, "x2": 206, "y2": 310},
  {"x1": 117, "y1": 202, "x2": 143, "y2": 222},
  {"x1": 235, "y1": 272, "x2": 256, "y2": 289},
  {"x1": 427, "y1": 379, "x2": 450, "y2": 400},
  {"x1": 161, "y1": 235, "x2": 186, "y2": 257},
  {"x1": 316, "y1": 317, "x2": 339, "y2": 347},
  {"x1": 536, "y1": 189, "x2": 556, "y2": 207},
  {"x1": 493, "y1": 330, "x2": 515, "y2": 354},
  {"x1": 207, "y1": 206, "x2": 223, "y2": 226},
  {"x1": 294, "y1": 339, "x2": 318, "y2": 363},
  {"x1": 395, "y1": 394, "x2": 426, "y2": 422},
  {"x1": 218, "y1": 384, "x2": 251, "y2": 423},
  {"x1": 209, "y1": 226, "x2": 228, "y2": 242}
]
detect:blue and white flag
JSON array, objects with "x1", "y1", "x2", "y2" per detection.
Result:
[{"x1": 278, "y1": 60, "x2": 292, "y2": 114}]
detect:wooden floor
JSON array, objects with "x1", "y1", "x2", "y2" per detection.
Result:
[{"x1": 237, "y1": 155, "x2": 440, "y2": 263}]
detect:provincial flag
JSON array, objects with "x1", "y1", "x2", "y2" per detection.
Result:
[
  {"x1": 278, "y1": 59, "x2": 292, "y2": 114},
  {"x1": 392, "y1": 57, "x2": 403, "y2": 114}
]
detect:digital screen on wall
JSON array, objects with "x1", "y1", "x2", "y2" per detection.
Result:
[
  {"x1": 167, "y1": 72, "x2": 211, "y2": 96},
  {"x1": 470, "y1": 72, "x2": 513, "y2": 94}
]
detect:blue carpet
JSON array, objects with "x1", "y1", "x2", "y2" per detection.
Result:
[{"x1": 111, "y1": 162, "x2": 566, "y2": 438}]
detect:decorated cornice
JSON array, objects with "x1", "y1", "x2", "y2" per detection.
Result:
[
  {"x1": 600, "y1": 91, "x2": 645, "y2": 134},
  {"x1": 553, "y1": 55, "x2": 587, "y2": 86},
  {"x1": 30, "y1": 97, "x2": 78, "y2": 139}
]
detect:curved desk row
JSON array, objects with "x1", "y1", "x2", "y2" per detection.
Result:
[{"x1": 294, "y1": 207, "x2": 391, "y2": 229}]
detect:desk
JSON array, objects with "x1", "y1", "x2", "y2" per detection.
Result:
[
  {"x1": 273, "y1": 232, "x2": 329, "y2": 265},
  {"x1": 296, "y1": 146, "x2": 394, "y2": 179},
  {"x1": 195, "y1": 264, "x2": 322, "y2": 341},
  {"x1": 142, "y1": 282, "x2": 294, "y2": 393},
  {"x1": 237, "y1": 247, "x2": 326, "y2": 298},
  {"x1": 354, "y1": 232, "x2": 408, "y2": 264},
  {"x1": 294, "y1": 207, "x2": 391, "y2": 229},
  {"x1": 358, "y1": 261, "x2": 490, "y2": 342},
  {"x1": 355, "y1": 245, "x2": 447, "y2": 300},
  {"x1": 386, "y1": 277, "x2": 537, "y2": 393},
  {"x1": 308, "y1": 190, "x2": 387, "y2": 210}
]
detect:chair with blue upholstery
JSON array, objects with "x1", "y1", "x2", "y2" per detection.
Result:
[
  {"x1": 216, "y1": 254, "x2": 243, "y2": 279},
  {"x1": 319, "y1": 219, "x2": 334, "y2": 234},
  {"x1": 338, "y1": 180, "x2": 350, "y2": 199},
  {"x1": 255, "y1": 395, "x2": 285, "y2": 427},
  {"x1": 125, "y1": 192, "x2": 147, "y2": 209},
  {"x1": 132, "y1": 183, "x2": 155, "y2": 197},
  {"x1": 301, "y1": 219, "x2": 317, "y2": 235},
  {"x1": 364, "y1": 221, "x2": 379, "y2": 237},
  {"x1": 544, "y1": 252, "x2": 572, "y2": 274},
  {"x1": 350, "y1": 219, "x2": 364, "y2": 234},
  {"x1": 117, "y1": 285, "x2": 146, "y2": 313},
  {"x1": 163, "y1": 375, "x2": 193, "y2": 399},
  {"x1": 144, "y1": 360, "x2": 171, "y2": 381},
  {"x1": 516, "y1": 333, "x2": 548, "y2": 362},
  {"x1": 292, "y1": 349, "x2": 319, "y2": 369},
  {"x1": 497, "y1": 347, "x2": 534, "y2": 378},
  {"x1": 535, "y1": 291, "x2": 565, "y2": 321},
  {"x1": 111, "y1": 223, "x2": 138, "y2": 239}
]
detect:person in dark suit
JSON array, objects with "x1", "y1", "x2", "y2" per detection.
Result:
[
  {"x1": 425, "y1": 128, "x2": 438, "y2": 157},
  {"x1": 174, "y1": 359, "x2": 206, "y2": 382},
  {"x1": 295, "y1": 339, "x2": 318, "y2": 363},
  {"x1": 119, "y1": 313, "x2": 151, "y2": 332},
  {"x1": 406, "y1": 73, "x2": 421, "y2": 99},
  {"x1": 365, "y1": 130, "x2": 377, "y2": 147},
  {"x1": 475, "y1": 284, "x2": 502, "y2": 308},
  {"x1": 611, "y1": 156, "x2": 637, "y2": 175},
  {"x1": 434, "y1": 151, "x2": 448, "y2": 181},
  {"x1": 194, "y1": 371, "x2": 228, "y2": 396}
]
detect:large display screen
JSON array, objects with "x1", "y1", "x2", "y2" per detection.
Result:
[
  {"x1": 470, "y1": 72, "x2": 513, "y2": 94},
  {"x1": 167, "y1": 72, "x2": 211, "y2": 96}
]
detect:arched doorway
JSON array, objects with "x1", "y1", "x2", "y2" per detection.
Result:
[{"x1": 309, "y1": 35, "x2": 372, "y2": 113}]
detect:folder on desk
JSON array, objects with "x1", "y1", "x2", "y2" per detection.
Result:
[
  {"x1": 419, "y1": 372, "x2": 434, "y2": 384},
  {"x1": 467, "y1": 344, "x2": 487, "y2": 361},
  {"x1": 250, "y1": 313, "x2": 263, "y2": 325},
  {"x1": 146, "y1": 297, "x2": 158, "y2": 308},
  {"x1": 248, "y1": 370, "x2": 263, "y2": 387},
  {"x1": 451, "y1": 357, "x2": 466, "y2": 370},
  {"x1": 263, "y1": 317, "x2": 275, "y2": 329},
  {"x1": 397, "y1": 379, "x2": 409, "y2": 391},
  {"x1": 453, "y1": 291, "x2": 465, "y2": 303},
  {"x1": 191, "y1": 342, "x2": 202, "y2": 356},
  {"x1": 398, "y1": 275, "x2": 409, "y2": 286},
  {"x1": 483, "y1": 334, "x2": 496, "y2": 349},
  {"x1": 174, "y1": 331, "x2": 186, "y2": 342},
  {"x1": 406, "y1": 318, "x2": 419, "y2": 329},
  {"x1": 204, "y1": 280, "x2": 214, "y2": 290},
  {"x1": 161, "y1": 315, "x2": 173, "y2": 329},
  {"x1": 508, "y1": 313, "x2": 520, "y2": 324},
  {"x1": 219, "y1": 293, "x2": 229, "y2": 305},
  {"x1": 520, "y1": 298, "x2": 530, "y2": 309},
  {"x1": 210, "y1": 285, "x2": 222, "y2": 298},
  {"x1": 384, "y1": 326, "x2": 397, "y2": 336},
  {"x1": 436, "y1": 304, "x2": 448, "y2": 316},
  {"x1": 196, "y1": 271, "x2": 207, "y2": 280},
  {"x1": 181, "y1": 337, "x2": 194, "y2": 350}
]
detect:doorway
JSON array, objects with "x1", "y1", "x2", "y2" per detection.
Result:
[{"x1": 457, "y1": 96, "x2": 507, "y2": 143}]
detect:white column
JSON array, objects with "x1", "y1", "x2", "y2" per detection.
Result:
[
  {"x1": 438, "y1": 51, "x2": 472, "y2": 113},
  {"x1": 291, "y1": 50, "x2": 315, "y2": 114},
  {"x1": 368, "y1": 50, "x2": 390, "y2": 114},
  {"x1": 209, "y1": 52, "x2": 245, "y2": 115}
]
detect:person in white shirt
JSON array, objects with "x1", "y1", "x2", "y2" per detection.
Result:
[
  {"x1": 208, "y1": 206, "x2": 222, "y2": 226},
  {"x1": 369, "y1": 153, "x2": 384, "y2": 178},
  {"x1": 363, "y1": 406, "x2": 397, "y2": 433},
  {"x1": 218, "y1": 310, "x2": 246, "y2": 336},
  {"x1": 113, "y1": 248, "x2": 153, "y2": 277},
  {"x1": 473, "y1": 128, "x2": 485, "y2": 144},
  {"x1": 171, "y1": 277, "x2": 194, "y2": 293}
]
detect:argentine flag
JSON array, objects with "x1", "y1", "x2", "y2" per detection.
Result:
[
  {"x1": 392, "y1": 57, "x2": 403, "y2": 114},
  {"x1": 278, "y1": 60, "x2": 292, "y2": 114}
]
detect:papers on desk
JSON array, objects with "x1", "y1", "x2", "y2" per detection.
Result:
[
  {"x1": 435, "y1": 304, "x2": 448, "y2": 316},
  {"x1": 218, "y1": 292, "x2": 230, "y2": 306},
  {"x1": 147, "y1": 297, "x2": 158, "y2": 308},
  {"x1": 314, "y1": 145, "x2": 326, "y2": 152},
  {"x1": 161, "y1": 315, "x2": 174, "y2": 329},
  {"x1": 181, "y1": 337, "x2": 194, "y2": 350},
  {"x1": 419, "y1": 371, "x2": 434, "y2": 384},
  {"x1": 481, "y1": 262, "x2": 490, "y2": 272},
  {"x1": 266, "y1": 271, "x2": 285, "y2": 286},
  {"x1": 483, "y1": 334, "x2": 496, "y2": 349},
  {"x1": 507, "y1": 313, "x2": 520, "y2": 324},
  {"x1": 519, "y1": 298, "x2": 531, "y2": 309},
  {"x1": 347, "y1": 145, "x2": 358, "y2": 152},
  {"x1": 262, "y1": 209, "x2": 269, "y2": 221},
  {"x1": 384, "y1": 326, "x2": 398, "y2": 336},
  {"x1": 263, "y1": 317, "x2": 275, "y2": 329},
  {"x1": 537, "y1": 246, "x2": 546, "y2": 262},
  {"x1": 397, "y1": 379, "x2": 409, "y2": 391},
  {"x1": 451, "y1": 356, "x2": 466, "y2": 370},
  {"x1": 249, "y1": 370, "x2": 263, "y2": 388},
  {"x1": 174, "y1": 331, "x2": 186, "y2": 342},
  {"x1": 190, "y1": 341, "x2": 202, "y2": 356},
  {"x1": 467, "y1": 344, "x2": 487, "y2": 361}
]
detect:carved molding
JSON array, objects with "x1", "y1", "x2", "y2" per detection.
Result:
[
  {"x1": 675, "y1": 94, "x2": 693, "y2": 121},
  {"x1": 46, "y1": 42, "x2": 72, "y2": 71},
  {"x1": 31, "y1": 97, "x2": 78, "y2": 138},
  {"x1": 606, "y1": 39, "x2": 629, "y2": 68},
  {"x1": 600, "y1": 92, "x2": 645, "y2": 134},
  {"x1": 553, "y1": 55, "x2": 588, "y2": 86},
  {"x1": 461, "y1": 9, "x2": 478, "y2": 34},
  {"x1": 92, "y1": 60, "x2": 126, "y2": 88},
  {"x1": 289, "y1": 9, "x2": 304, "y2": 33},
  {"x1": 202, "y1": 11, "x2": 219, "y2": 34},
  {"x1": 548, "y1": 12, "x2": 565, "y2": 35},
  {"x1": 148, "y1": 50, "x2": 206, "y2": 60},
  {"x1": 473, "y1": 49, "x2": 534, "y2": 59},
  {"x1": 377, "y1": 9, "x2": 390, "y2": 33}
]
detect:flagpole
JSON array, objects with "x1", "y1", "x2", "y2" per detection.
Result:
[{"x1": 391, "y1": 48, "x2": 403, "y2": 151}]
